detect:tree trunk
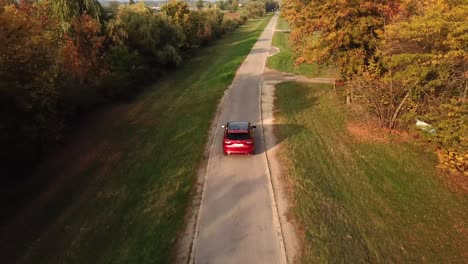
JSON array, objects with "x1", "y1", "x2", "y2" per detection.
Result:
[
  {"x1": 464, "y1": 81, "x2": 467, "y2": 99},
  {"x1": 346, "y1": 86, "x2": 353, "y2": 104},
  {"x1": 389, "y1": 88, "x2": 412, "y2": 129}
]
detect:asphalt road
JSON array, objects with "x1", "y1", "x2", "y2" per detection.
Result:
[{"x1": 192, "y1": 13, "x2": 287, "y2": 264}]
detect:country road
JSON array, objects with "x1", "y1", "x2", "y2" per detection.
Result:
[{"x1": 190, "y1": 13, "x2": 288, "y2": 264}]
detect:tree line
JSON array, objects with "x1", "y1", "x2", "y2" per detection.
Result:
[
  {"x1": 0, "y1": 0, "x2": 276, "y2": 181},
  {"x1": 282, "y1": 0, "x2": 467, "y2": 173}
]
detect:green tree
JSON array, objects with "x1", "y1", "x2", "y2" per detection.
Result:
[
  {"x1": 48, "y1": 0, "x2": 103, "y2": 31},
  {"x1": 107, "y1": 3, "x2": 184, "y2": 67},
  {"x1": 264, "y1": 0, "x2": 278, "y2": 12},
  {"x1": 107, "y1": 1, "x2": 120, "y2": 13},
  {"x1": 216, "y1": 0, "x2": 227, "y2": 10}
]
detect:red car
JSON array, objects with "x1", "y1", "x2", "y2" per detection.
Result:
[{"x1": 222, "y1": 121, "x2": 256, "y2": 155}]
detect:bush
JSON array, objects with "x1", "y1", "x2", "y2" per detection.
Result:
[
  {"x1": 244, "y1": 1, "x2": 265, "y2": 18},
  {"x1": 203, "y1": 8, "x2": 224, "y2": 39},
  {"x1": 238, "y1": 13, "x2": 248, "y2": 24},
  {"x1": 183, "y1": 10, "x2": 205, "y2": 47},
  {"x1": 107, "y1": 3, "x2": 184, "y2": 68},
  {"x1": 223, "y1": 11, "x2": 247, "y2": 26},
  {"x1": 99, "y1": 46, "x2": 150, "y2": 99},
  {"x1": 183, "y1": 8, "x2": 225, "y2": 46},
  {"x1": 432, "y1": 99, "x2": 468, "y2": 152},
  {"x1": 221, "y1": 16, "x2": 239, "y2": 32}
]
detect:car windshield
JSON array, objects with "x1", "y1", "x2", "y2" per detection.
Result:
[{"x1": 227, "y1": 132, "x2": 251, "y2": 140}]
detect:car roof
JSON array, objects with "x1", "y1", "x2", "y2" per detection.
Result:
[{"x1": 227, "y1": 121, "x2": 249, "y2": 131}]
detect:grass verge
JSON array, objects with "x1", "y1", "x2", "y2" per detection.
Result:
[
  {"x1": 267, "y1": 16, "x2": 338, "y2": 78},
  {"x1": 275, "y1": 15, "x2": 289, "y2": 31},
  {"x1": 1, "y1": 15, "x2": 273, "y2": 264},
  {"x1": 274, "y1": 82, "x2": 468, "y2": 263}
]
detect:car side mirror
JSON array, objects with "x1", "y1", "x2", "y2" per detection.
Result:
[{"x1": 251, "y1": 125, "x2": 256, "y2": 128}]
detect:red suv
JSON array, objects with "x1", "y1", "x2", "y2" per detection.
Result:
[{"x1": 222, "y1": 121, "x2": 256, "y2": 155}]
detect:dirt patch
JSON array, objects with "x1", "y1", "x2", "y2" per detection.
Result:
[
  {"x1": 346, "y1": 122, "x2": 389, "y2": 143},
  {"x1": 224, "y1": 12, "x2": 241, "y2": 20},
  {"x1": 345, "y1": 103, "x2": 413, "y2": 144},
  {"x1": 346, "y1": 121, "x2": 412, "y2": 144},
  {"x1": 442, "y1": 172, "x2": 468, "y2": 194}
]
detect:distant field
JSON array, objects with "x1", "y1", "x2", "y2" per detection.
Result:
[
  {"x1": 274, "y1": 82, "x2": 468, "y2": 263},
  {"x1": 1, "y1": 15, "x2": 273, "y2": 264},
  {"x1": 267, "y1": 16, "x2": 338, "y2": 78}
]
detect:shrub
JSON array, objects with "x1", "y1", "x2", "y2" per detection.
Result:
[
  {"x1": 238, "y1": 12, "x2": 248, "y2": 24},
  {"x1": 99, "y1": 46, "x2": 150, "y2": 99},
  {"x1": 183, "y1": 10, "x2": 205, "y2": 47},
  {"x1": 204, "y1": 8, "x2": 224, "y2": 38},
  {"x1": 244, "y1": 1, "x2": 265, "y2": 18},
  {"x1": 221, "y1": 16, "x2": 239, "y2": 32},
  {"x1": 107, "y1": 3, "x2": 184, "y2": 68}
]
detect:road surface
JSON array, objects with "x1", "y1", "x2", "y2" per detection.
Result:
[{"x1": 191, "y1": 13, "x2": 287, "y2": 264}]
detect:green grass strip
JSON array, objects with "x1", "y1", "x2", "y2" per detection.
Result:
[{"x1": 267, "y1": 16, "x2": 338, "y2": 78}]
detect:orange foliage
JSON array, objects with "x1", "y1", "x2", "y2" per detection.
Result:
[
  {"x1": 282, "y1": 0, "x2": 410, "y2": 77},
  {"x1": 62, "y1": 14, "x2": 106, "y2": 85}
]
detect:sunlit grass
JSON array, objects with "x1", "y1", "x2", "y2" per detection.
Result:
[{"x1": 274, "y1": 82, "x2": 468, "y2": 263}]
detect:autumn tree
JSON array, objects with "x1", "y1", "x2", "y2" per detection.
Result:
[
  {"x1": 0, "y1": 1, "x2": 62, "y2": 175},
  {"x1": 62, "y1": 13, "x2": 106, "y2": 86},
  {"x1": 161, "y1": 0, "x2": 190, "y2": 25},
  {"x1": 282, "y1": 0, "x2": 411, "y2": 77},
  {"x1": 0, "y1": 0, "x2": 14, "y2": 7},
  {"x1": 382, "y1": 0, "x2": 467, "y2": 132}
]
